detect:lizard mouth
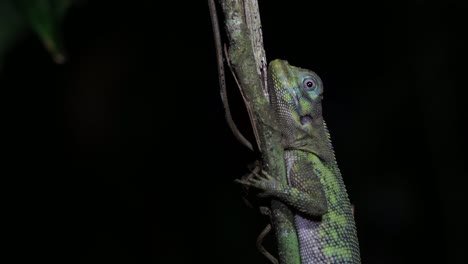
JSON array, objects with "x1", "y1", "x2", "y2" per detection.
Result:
[{"x1": 300, "y1": 115, "x2": 313, "y2": 125}]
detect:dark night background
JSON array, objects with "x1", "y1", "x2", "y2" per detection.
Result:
[{"x1": 2, "y1": 1, "x2": 467, "y2": 263}]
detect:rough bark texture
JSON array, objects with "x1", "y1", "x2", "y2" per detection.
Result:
[{"x1": 217, "y1": 1, "x2": 300, "y2": 263}]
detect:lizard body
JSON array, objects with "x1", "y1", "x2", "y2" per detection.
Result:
[{"x1": 241, "y1": 59, "x2": 361, "y2": 263}]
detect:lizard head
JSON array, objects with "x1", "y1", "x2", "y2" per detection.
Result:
[{"x1": 268, "y1": 59, "x2": 334, "y2": 160}]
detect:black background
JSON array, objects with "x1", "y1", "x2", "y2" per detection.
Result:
[{"x1": 2, "y1": 1, "x2": 467, "y2": 263}]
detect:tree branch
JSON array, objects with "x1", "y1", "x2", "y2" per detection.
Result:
[
  {"x1": 208, "y1": 0, "x2": 254, "y2": 151},
  {"x1": 208, "y1": 0, "x2": 301, "y2": 263}
]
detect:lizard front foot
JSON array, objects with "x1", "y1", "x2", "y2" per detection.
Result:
[
  {"x1": 236, "y1": 169, "x2": 328, "y2": 217},
  {"x1": 235, "y1": 170, "x2": 283, "y2": 198}
]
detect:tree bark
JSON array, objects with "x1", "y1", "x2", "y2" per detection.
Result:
[{"x1": 209, "y1": 1, "x2": 301, "y2": 263}]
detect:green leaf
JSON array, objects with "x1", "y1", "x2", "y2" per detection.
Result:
[{"x1": 0, "y1": 0, "x2": 75, "y2": 67}]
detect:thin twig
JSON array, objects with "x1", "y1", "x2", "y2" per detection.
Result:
[
  {"x1": 208, "y1": 0, "x2": 254, "y2": 151},
  {"x1": 257, "y1": 224, "x2": 279, "y2": 264}
]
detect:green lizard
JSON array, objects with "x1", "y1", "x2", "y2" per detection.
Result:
[{"x1": 238, "y1": 59, "x2": 361, "y2": 263}]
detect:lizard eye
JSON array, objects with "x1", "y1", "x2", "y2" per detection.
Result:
[{"x1": 303, "y1": 78, "x2": 316, "y2": 91}]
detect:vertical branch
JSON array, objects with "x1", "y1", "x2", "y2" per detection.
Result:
[
  {"x1": 208, "y1": 0, "x2": 254, "y2": 151},
  {"x1": 243, "y1": 0, "x2": 268, "y2": 98},
  {"x1": 209, "y1": 0, "x2": 301, "y2": 263}
]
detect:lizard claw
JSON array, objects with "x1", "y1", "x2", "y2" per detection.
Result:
[
  {"x1": 235, "y1": 170, "x2": 282, "y2": 198},
  {"x1": 234, "y1": 179, "x2": 253, "y2": 186},
  {"x1": 261, "y1": 170, "x2": 274, "y2": 180}
]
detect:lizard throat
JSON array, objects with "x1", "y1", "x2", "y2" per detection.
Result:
[{"x1": 300, "y1": 115, "x2": 313, "y2": 125}]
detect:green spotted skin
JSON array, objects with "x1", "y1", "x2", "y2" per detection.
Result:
[{"x1": 268, "y1": 59, "x2": 361, "y2": 263}]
